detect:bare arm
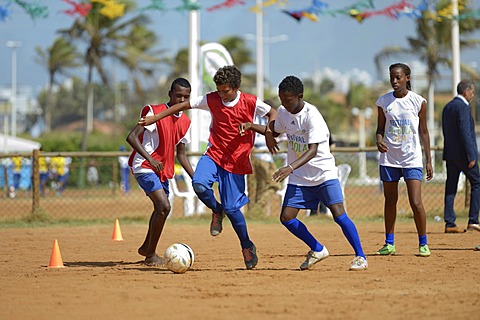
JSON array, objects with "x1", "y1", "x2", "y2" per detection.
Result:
[
  {"x1": 138, "y1": 100, "x2": 191, "y2": 126},
  {"x1": 264, "y1": 107, "x2": 279, "y2": 154},
  {"x1": 175, "y1": 143, "x2": 194, "y2": 179},
  {"x1": 418, "y1": 101, "x2": 433, "y2": 181},
  {"x1": 126, "y1": 125, "x2": 164, "y2": 172},
  {"x1": 272, "y1": 143, "x2": 318, "y2": 183},
  {"x1": 375, "y1": 106, "x2": 388, "y2": 153}
]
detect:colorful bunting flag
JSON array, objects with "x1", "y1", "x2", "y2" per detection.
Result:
[
  {"x1": 0, "y1": 3, "x2": 12, "y2": 21},
  {"x1": 62, "y1": 0, "x2": 92, "y2": 17}
]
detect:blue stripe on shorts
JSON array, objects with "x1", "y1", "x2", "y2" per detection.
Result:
[
  {"x1": 135, "y1": 172, "x2": 169, "y2": 196},
  {"x1": 379, "y1": 165, "x2": 423, "y2": 182},
  {"x1": 282, "y1": 179, "x2": 343, "y2": 210}
]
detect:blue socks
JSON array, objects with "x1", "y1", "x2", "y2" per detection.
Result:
[
  {"x1": 384, "y1": 234, "x2": 427, "y2": 246},
  {"x1": 418, "y1": 234, "x2": 427, "y2": 246},
  {"x1": 335, "y1": 213, "x2": 366, "y2": 258},
  {"x1": 385, "y1": 233, "x2": 395, "y2": 245},
  {"x1": 225, "y1": 209, "x2": 253, "y2": 249},
  {"x1": 194, "y1": 187, "x2": 223, "y2": 214},
  {"x1": 282, "y1": 218, "x2": 323, "y2": 252}
]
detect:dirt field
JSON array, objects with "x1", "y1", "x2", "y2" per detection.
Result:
[{"x1": 1, "y1": 217, "x2": 479, "y2": 320}]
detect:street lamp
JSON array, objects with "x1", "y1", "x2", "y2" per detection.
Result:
[
  {"x1": 352, "y1": 107, "x2": 373, "y2": 181},
  {"x1": 6, "y1": 40, "x2": 22, "y2": 138},
  {"x1": 244, "y1": 31, "x2": 288, "y2": 98}
]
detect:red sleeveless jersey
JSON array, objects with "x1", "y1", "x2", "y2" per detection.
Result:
[
  {"x1": 205, "y1": 92, "x2": 257, "y2": 174},
  {"x1": 128, "y1": 104, "x2": 191, "y2": 182}
]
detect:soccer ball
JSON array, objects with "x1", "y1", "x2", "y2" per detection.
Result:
[{"x1": 164, "y1": 243, "x2": 194, "y2": 274}]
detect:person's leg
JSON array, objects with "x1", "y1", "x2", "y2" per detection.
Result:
[
  {"x1": 218, "y1": 168, "x2": 257, "y2": 269},
  {"x1": 192, "y1": 156, "x2": 225, "y2": 236},
  {"x1": 281, "y1": 184, "x2": 329, "y2": 270},
  {"x1": 322, "y1": 179, "x2": 366, "y2": 259},
  {"x1": 465, "y1": 163, "x2": 480, "y2": 225},
  {"x1": 444, "y1": 161, "x2": 461, "y2": 227},
  {"x1": 281, "y1": 206, "x2": 323, "y2": 252},
  {"x1": 192, "y1": 155, "x2": 223, "y2": 213},
  {"x1": 406, "y1": 179, "x2": 427, "y2": 237},
  {"x1": 218, "y1": 169, "x2": 250, "y2": 248},
  {"x1": 382, "y1": 181, "x2": 399, "y2": 236},
  {"x1": 404, "y1": 168, "x2": 431, "y2": 257},
  {"x1": 122, "y1": 168, "x2": 130, "y2": 193},
  {"x1": 143, "y1": 188, "x2": 170, "y2": 265},
  {"x1": 135, "y1": 173, "x2": 170, "y2": 266},
  {"x1": 378, "y1": 165, "x2": 400, "y2": 248}
]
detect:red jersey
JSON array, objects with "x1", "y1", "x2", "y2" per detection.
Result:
[
  {"x1": 205, "y1": 92, "x2": 257, "y2": 174},
  {"x1": 128, "y1": 104, "x2": 191, "y2": 182}
]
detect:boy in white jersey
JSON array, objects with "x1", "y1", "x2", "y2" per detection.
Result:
[
  {"x1": 139, "y1": 66, "x2": 277, "y2": 270},
  {"x1": 239, "y1": 75, "x2": 367, "y2": 271},
  {"x1": 375, "y1": 63, "x2": 433, "y2": 257},
  {"x1": 127, "y1": 78, "x2": 195, "y2": 266}
]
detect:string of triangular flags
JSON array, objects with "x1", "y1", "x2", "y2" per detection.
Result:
[{"x1": 0, "y1": 0, "x2": 478, "y2": 23}]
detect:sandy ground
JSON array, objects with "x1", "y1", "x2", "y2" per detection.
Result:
[{"x1": 1, "y1": 218, "x2": 479, "y2": 320}]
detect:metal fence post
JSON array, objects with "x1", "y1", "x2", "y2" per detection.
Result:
[{"x1": 32, "y1": 149, "x2": 40, "y2": 214}]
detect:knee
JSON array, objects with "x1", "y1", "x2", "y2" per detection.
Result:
[
  {"x1": 192, "y1": 182, "x2": 208, "y2": 194},
  {"x1": 409, "y1": 199, "x2": 423, "y2": 212},
  {"x1": 153, "y1": 201, "x2": 171, "y2": 218}
]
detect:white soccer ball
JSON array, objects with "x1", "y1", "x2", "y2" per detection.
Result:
[{"x1": 164, "y1": 243, "x2": 194, "y2": 274}]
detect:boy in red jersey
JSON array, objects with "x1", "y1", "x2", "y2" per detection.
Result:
[
  {"x1": 127, "y1": 78, "x2": 195, "y2": 266},
  {"x1": 139, "y1": 65, "x2": 277, "y2": 269}
]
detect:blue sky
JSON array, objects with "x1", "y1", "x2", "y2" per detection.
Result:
[{"x1": 0, "y1": 0, "x2": 479, "y2": 96}]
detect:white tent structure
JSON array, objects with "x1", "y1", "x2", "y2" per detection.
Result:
[{"x1": 0, "y1": 133, "x2": 41, "y2": 154}]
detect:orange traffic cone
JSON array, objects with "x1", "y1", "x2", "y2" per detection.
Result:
[
  {"x1": 112, "y1": 219, "x2": 124, "y2": 241},
  {"x1": 48, "y1": 239, "x2": 65, "y2": 268}
]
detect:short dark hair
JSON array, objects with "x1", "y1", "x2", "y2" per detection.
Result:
[
  {"x1": 213, "y1": 65, "x2": 242, "y2": 88},
  {"x1": 278, "y1": 76, "x2": 303, "y2": 95},
  {"x1": 170, "y1": 77, "x2": 191, "y2": 91},
  {"x1": 457, "y1": 80, "x2": 474, "y2": 95}
]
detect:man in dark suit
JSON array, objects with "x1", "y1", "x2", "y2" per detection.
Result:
[{"x1": 442, "y1": 80, "x2": 480, "y2": 233}]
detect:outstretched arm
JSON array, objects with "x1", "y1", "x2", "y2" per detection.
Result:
[{"x1": 138, "y1": 101, "x2": 191, "y2": 126}]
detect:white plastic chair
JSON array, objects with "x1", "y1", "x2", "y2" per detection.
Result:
[
  {"x1": 337, "y1": 164, "x2": 352, "y2": 210},
  {"x1": 169, "y1": 168, "x2": 205, "y2": 217},
  {"x1": 322, "y1": 163, "x2": 351, "y2": 217}
]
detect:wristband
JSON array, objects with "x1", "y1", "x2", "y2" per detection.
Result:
[{"x1": 288, "y1": 164, "x2": 294, "y2": 172}]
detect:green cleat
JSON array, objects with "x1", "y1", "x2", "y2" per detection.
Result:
[
  {"x1": 418, "y1": 244, "x2": 431, "y2": 257},
  {"x1": 375, "y1": 243, "x2": 396, "y2": 255}
]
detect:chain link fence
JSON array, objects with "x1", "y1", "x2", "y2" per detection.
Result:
[{"x1": 0, "y1": 147, "x2": 470, "y2": 223}]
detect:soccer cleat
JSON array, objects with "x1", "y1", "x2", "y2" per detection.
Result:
[
  {"x1": 375, "y1": 243, "x2": 396, "y2": 255},
  {"x1": 210, "y1": 211, "x2": 224, "y2": 236},
  {"x1": 300, "y1": 246, "x2": 329, "y2": 270},
  {"x1": 418, "y1": 244, "x2": 431, "y2": 257},
  {"x1": 242, "y1": 244, "x2": 258, "y2": 270},
  {"x1": 349, "y1": 256, "x2": 368, "y2": 271}
]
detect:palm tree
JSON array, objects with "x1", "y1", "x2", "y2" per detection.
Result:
[
  {"x1": 117, "y1": 24, "x2": 165, "y2": 102},
  {"x1": 34, "y1": 37, "x2": 82, "y2": 132},
  {"x1": 374, "y1": 0, "x2": 480, "y2": 145},
  {"x1": 60, "y1": 0, "x2": 158, "y2": 151}
]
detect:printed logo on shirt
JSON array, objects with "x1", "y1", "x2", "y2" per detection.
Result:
[
  {"x1": 388, "y1": 119, "x2": 412, "y2": 142},
  {"x1": 286, "y1": 133, "x2": 308, "y2": 158}
]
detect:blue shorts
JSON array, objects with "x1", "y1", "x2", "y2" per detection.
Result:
[
  {"x1": 192, "y1": 155, "x2": 248, "y2": 212},
  {"x1": 379, "y1": 165, "x2": 423, "y2": 182},
  {"x1": 135, "y1": 172, "x2": 170, "y2": 196},
  {"x1": 283, "y1": 179, "x2": 343, "y2": 210}
]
